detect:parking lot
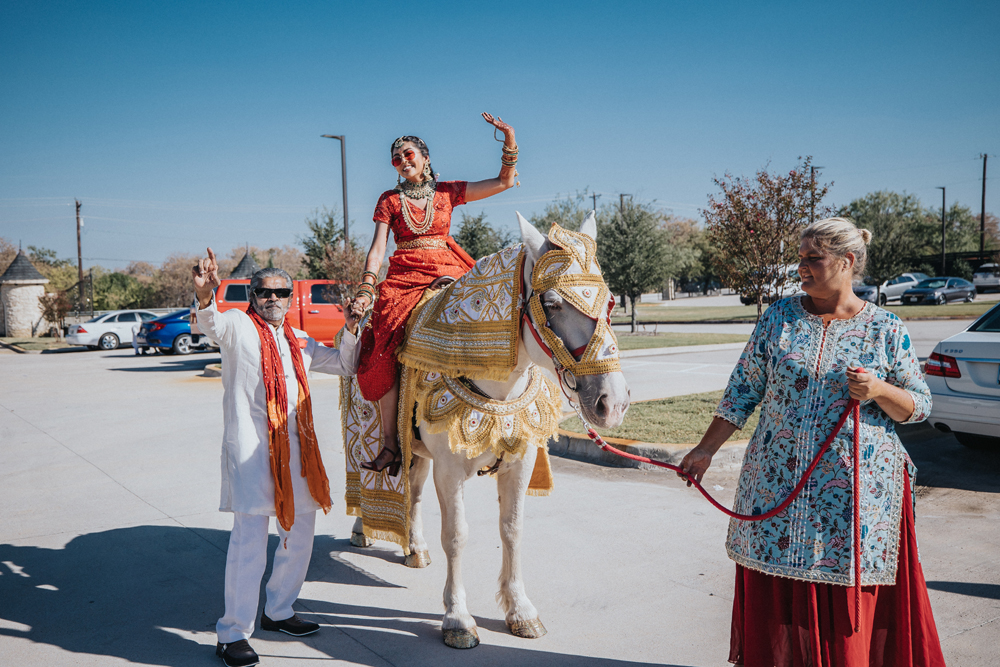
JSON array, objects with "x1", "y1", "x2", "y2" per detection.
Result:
[{"x1": 0, "y1": 329, "x2": 998, "y2": 666}]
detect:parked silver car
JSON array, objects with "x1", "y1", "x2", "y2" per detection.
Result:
[
  {"x1": 65, "y1": 310, "x2": 159, "y2": 350},
  {"x1": 926, "y1": 302, "x2": 1000, "y2": 448},
  {"x1": 853, "y1": 272, "x2": 929, "y2": 305},
  {"x1": 973, "y1": 262, "x2": 999, "y2": 293}
]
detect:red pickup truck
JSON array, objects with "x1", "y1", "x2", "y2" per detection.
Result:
[{"x1": 194, "y1": 279, "x2": 347, "y2": 346}]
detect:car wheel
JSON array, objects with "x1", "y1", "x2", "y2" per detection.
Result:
[
  {"x1": 965, "y1": 291, "x2": 975, "y2": 302},
  {"x1": 172, "y1": 334, "x2": 193, "y2": 355},
  {"x1": 98, "y1": 333, "x2": 120, "y2": 350},
  {"x1": 954, "y1": 432, "x2": 1000, "y2": 450},
  {"x1": 935, "y1": 294, "x2": 946, "y2": 305},
  {"x1": 878, "y1": 294, "x2": 887, "y2": 306}
]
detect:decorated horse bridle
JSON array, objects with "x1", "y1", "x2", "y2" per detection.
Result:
[{"x1": 518, "y1": 223, "x2": 621, "y2": 397}]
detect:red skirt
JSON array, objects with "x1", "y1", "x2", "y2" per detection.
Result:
[
  {"x1": 730, "y1": 479, "x2": 945, "y2": 667},
  {"x1": 356, "y1": 238, "x2": 475, "y2": 402}
]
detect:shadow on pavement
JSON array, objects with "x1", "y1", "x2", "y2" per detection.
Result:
[
  {"x1": 925, "y1": 581, "x2": 1000, "y2": 600},
  {"x1": 108, "y1": 357, "x2": 220, "y2": 373},
  {"x1": 897, "y1": 423, "x2": 1000, "y2": 493},
  {"x1": 0, "y1": 525, "x2": 681, "y2": 667}
]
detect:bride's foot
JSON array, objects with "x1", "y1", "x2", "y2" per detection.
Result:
[{"x1": 360, "y1": 446, "x2": 402, "y2": 476}]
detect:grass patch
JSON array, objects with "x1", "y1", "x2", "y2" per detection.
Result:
[
  {"x1": 613, "y1": 306, "x2": 760, "y2": 324},
  {"x1": 616, "y1": 332, "x2": 748, "y2": 351},
  {"x1": 0, "y1": 337, "x2": 73, "y2": 351},
  {"x1": 561, "y1": 390, "x2": 758, "y2": 444},
  {"x1": 611, "y1": 300, "x2": 992, "y2": 324},
  {"x1": 883, "y1": 302, "x2": 993, "y2": 319}
]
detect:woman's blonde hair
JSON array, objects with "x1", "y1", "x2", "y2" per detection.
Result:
[{"x1": 800, "y1": 217, "x2": 872, "y2": 277}]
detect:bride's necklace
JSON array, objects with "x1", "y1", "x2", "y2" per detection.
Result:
[{"x1": 396, "y1": 178, "x2": 437, "y2": 234}]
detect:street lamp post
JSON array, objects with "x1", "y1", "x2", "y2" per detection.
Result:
[
  {"x1": 936, "y1": 186, "x2": 946, "y2": 276},
  {"x1": 321, "y1": 134, "x2": 349, "y2": 243}
]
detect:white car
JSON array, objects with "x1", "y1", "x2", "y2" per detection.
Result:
[
  {"x1": 925, "y1": 302, "x2": 1000, "y2": 449},
  {"x1": 66, "y1": 310, "x2": 159, "y2": 350},
  {"x1": 973, "y1": 262, "x2": 999, "y2": 293}
]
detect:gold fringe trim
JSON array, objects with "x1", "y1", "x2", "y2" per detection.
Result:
[{"x1": 411, "y1": 367, "x2": 562, "y2": 463}]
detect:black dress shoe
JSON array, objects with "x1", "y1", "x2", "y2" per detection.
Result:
[
  {"x1": 216, "y1": 640, "x2": 259, "y2": 667},
  {"x1": 261, "y1": 612, "x2": 320, "y2": 637}
]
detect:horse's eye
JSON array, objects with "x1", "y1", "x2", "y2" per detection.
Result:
[{"x1": 542, "y1": 300, "x2": 561, "y2": 311}]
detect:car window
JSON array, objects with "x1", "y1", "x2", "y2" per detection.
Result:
[
  {"x1": 139, "y1": 312, "x2": 158, "y2": 321},
  {"x1": 311, "y1": 284, "x2": 341, "y2": 305},
  {"x1": 969, "y1": 304, "x2": 1000, "y2": 333},
  {"x1": 916, "y1": 279, "x2": 947, "y2": 289},
  {"x1": 117, "y1": 312, "x2": 139, "y2": 322},
  {"x1": 224, "y1": 284, "x2": 249, "y2": 302}
]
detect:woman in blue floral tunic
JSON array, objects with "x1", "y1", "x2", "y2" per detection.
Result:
[{"x1": 680, "y1": 218, "x2": 945, "y2": 666}]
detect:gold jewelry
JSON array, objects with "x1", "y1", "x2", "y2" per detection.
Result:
[
  {"x1": 361, "y1": 270, "x2": 378, "y2": 283},
  {"x1": 398, "y1": 184, "x2": 437, "y2": 235},
  {"x1": 396, "y1": 237, "x2": 449, "y2": 250}
]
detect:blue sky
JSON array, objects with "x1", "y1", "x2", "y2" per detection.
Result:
[{"x1": 1, "y1": 1, "x2": 997, "y2": 269}]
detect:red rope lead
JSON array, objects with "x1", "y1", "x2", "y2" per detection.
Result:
[
  {"x1": 577, "y1": 397, "x2": 864, "y2": 633},
  {"x1": 583, "y1": 398, "x2": 858, "y2": 522}
]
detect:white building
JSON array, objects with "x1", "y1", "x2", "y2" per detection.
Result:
[{"x1": 0, "y1": 251, "x2": 51, "y2": 337}]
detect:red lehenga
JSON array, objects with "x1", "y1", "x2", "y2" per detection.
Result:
[
  {"x1": 356, "y1": 181, "x2": 476, "y2": 402},
  {"x1": 729, "y1": 478, "x2": 946, "y2": 667}
]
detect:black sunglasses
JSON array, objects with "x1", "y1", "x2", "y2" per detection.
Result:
[{"x1": 253, "y1": 287, "x2": 292, "y2": 299}]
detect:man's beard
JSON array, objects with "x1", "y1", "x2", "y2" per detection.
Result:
[{"x1": 256, "y1": 301, "x2": 286, "y2": 321}]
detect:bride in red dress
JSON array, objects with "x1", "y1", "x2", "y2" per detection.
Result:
[{"x1": 353, "y1": 113, "x2": 519, "y2": 474}]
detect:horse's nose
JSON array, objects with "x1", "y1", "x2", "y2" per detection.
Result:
[{"x1": 595, "y1": 393, "x2": 611, "y2": 421}]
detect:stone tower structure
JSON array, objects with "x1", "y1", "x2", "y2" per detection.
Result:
[{"x1": 0, "y1": 251, "x2": 51, "y2": 337}]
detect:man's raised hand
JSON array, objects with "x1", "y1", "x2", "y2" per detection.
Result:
[{"x1": 193, "y1": 247, "x2": 221, "y2": 308}]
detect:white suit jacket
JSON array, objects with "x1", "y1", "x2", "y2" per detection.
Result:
[{"x1": 197, "y1": 298, "x2": 359, "y2": 516}]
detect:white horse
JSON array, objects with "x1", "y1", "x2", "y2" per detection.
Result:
[{"x1": 353, "y1": 211, "x2": 630, "y2": 648}]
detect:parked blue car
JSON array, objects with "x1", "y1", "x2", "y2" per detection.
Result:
[{"x1": 136, "y1": 309, "x2": 213, "y2": 355}]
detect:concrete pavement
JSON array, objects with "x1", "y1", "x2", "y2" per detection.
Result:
[{"x1": 1, "y1": 346, "x2": 998, "y2": 666}]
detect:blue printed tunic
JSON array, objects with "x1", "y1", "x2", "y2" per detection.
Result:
[{"x1": 716, "y1": 297, "x2": 931, "y2": 586}]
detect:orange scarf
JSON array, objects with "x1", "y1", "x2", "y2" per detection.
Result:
[{"x1": 246, "y1": 305, "x2": 332, "y2": 530}]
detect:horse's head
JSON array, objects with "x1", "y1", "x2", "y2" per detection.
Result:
[{"x1": 517, "y1": 211, "x2": 630, "y2": 429}]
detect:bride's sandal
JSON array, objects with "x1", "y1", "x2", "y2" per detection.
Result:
[{"x1": 360, "y1": 446, "x2": 402, "y2": 476}]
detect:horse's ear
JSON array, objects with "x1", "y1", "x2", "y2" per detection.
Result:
[
  {"x1": 579, "y1": 210, "x2": 597, "y2": 241},
  {"x1": 517, "y1": 212, "x2": 546, "y2": 262}
]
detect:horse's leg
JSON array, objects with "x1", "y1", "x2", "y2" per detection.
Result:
[
  {"x1": 496, "y1": 445, "x2": 546, "y2": 638},
  {"x1": 350, "y1": 516, "x2": 373, "y2": 548},
  {"x1": 404, "y1": 447, "x2": 432, "y2": 568},
  {"x1": 428, "y1": 436, "x2": 479, "y2": 649}
]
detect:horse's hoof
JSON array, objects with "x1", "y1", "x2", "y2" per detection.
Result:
[
  {"x1": 443, "y1": 627, "x2": 479, "y2": 649},
  {"x1": 508, "y1": 617, "x2": 547, "y2": 639},
  {"x1": 350, "y1": 531, "x2": 373, "y2": 548},
  {"x1": 404, "y1": 550, "x2": 431, "y2": 568}
]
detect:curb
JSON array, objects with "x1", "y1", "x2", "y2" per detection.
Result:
[
  {"x1": 614, "y1": 315, "x2": 981, "y2": 325},
  {"x1": 202, "y1": 363, "x2": 222, "y2": 378},
  {"x1": 548, "y1": 428, "x2": 748, "y2": 472}
]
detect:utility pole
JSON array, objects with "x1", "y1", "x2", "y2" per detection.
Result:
[
  {"x1": 75, "y1": 199, "x2": 84, "y2": 310},
  {"x1": 981, "y1": 154, "x2": 988, "y2": 256},
  {"x1": 936, "y1": 187, "x2": 946, "y2": 276},
  {"x1": 810, "y1": 166, "x2": 824, "y2": 224},
  {"x1": 321, "y1": 135, "x2": 349, "y2": 243},
  {"x1": 619, "y1": 193, "x2": 631, "y2": 216},
  {"x1": 591, "y1": 192, "x2": 600, "y2": 212}
]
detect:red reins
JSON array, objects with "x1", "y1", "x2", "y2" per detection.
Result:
[{"x1": 572, "y1": 398, "x2": 864, "y2": 632}]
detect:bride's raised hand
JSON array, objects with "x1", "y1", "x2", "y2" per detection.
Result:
[{"x1": 482, "y1": 112, "x2": 515, "y2": 144}]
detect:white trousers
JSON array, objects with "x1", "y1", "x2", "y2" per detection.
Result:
[{"x1": 216, "y1": 510, "x2": 316, "y2": 644}]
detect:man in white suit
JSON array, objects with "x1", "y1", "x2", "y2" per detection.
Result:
[{"x1": 193, "y1": 249, "x2": 363, "y2": 667}]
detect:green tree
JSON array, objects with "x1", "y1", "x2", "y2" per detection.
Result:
[
  {"x1": 703, "y1": 157, "x2": 831, "y2": 318},
  {"x1": 598, "y1": 199, "x2": 670, "y2": 332},
  {"x1": 299, "y1": 207, "x2": 344, "y2": 279},
  {"x1": 529, "y1": 190, "x2": 608, "y2": 233},
  {"x1": 453, "y1": 211, "x2": 515, "y2": 260},
  {"x1": 94, "y1": 272, "x2": 152, "y2": 310},
  {"x1": 839, "y1": 191, "x2": 924, "y2": 303}
]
